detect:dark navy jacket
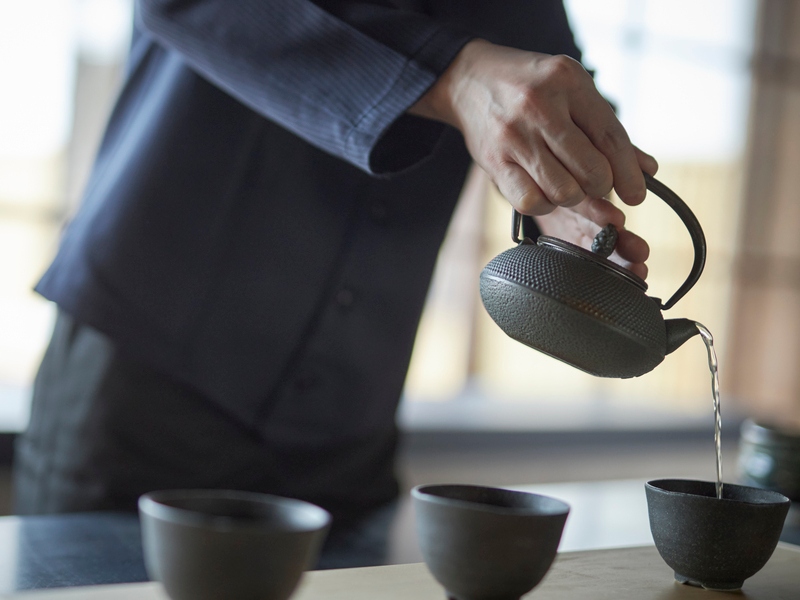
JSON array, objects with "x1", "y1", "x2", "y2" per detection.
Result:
[{"x1": 36, "y1": 0, "x2": 581, "y2": 514}]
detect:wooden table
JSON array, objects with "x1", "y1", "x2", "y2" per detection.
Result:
[{"x1": 5, "y1": 544, "x2": 799, "y2": 600}]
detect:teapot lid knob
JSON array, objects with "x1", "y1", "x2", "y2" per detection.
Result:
[{"x1": 591, "y1": 224, "x2": 618, "y2": 258}]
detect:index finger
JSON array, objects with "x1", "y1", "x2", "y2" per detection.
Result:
[{"x1": 570, "y1": 98, "x2": 646, "y2": 206}]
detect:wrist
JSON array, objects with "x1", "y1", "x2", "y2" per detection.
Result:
[{"x1": 408, "y1": 38, "x2": 491, "y2": 131}]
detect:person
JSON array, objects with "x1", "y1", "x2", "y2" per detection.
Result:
[{"x1": 13, "y1": 0, "x2": 656, "y2": 568}]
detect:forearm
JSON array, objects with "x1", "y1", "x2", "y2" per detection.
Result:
[{"x1": 136, "y1": 0, "x2": 472, "y2": 174}]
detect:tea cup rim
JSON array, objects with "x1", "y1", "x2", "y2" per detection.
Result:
[
  {"x1": 138, "y1": 489, "x2": 331, "y2": 532},
  {"x1": 412, "y1": 483, "x2": 570, "y2": 517},
  {"x1": 646, "y1": 478, "x2": 790, "y2": 507},
  {"x1": 741, "y1": 418, "x2": 800, "y2": 443}
]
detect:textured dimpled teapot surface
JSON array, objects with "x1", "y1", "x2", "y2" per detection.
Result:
[
  {"x1": 480, "y1": 242, "x2": 667, "y2": 378},
  {"x1": 483, "y1": 242, "x2": 662, "y2": 345}
]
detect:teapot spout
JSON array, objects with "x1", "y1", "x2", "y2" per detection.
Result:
[{"x1": 665, "y1": 318, "x2": 701, "y2": 355}]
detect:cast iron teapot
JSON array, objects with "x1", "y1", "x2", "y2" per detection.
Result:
[{"x1": 479, "y1": 173, "x2": 706, "y2": 379}]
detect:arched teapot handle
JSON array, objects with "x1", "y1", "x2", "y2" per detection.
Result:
[
  {"x1": 643, "y1": 173, "x2": 706, "y2": 310},
  {"x1": 510, "y1": 172, "x2": 706, "y2": 311}
]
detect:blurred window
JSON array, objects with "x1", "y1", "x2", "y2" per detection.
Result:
[
  {"x1": 0, "y1": 0, "x2": 132, "y2": 430},
  {"x1": 400, "y1": 0, "x2": 757, "y2": 431},
  {"x1": 0, "y1": 0, "x2": 757, "y2": 432}
]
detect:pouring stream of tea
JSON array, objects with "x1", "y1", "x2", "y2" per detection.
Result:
[{"x1": 695, "y1": 322, "x2": 723, "y2": 500}]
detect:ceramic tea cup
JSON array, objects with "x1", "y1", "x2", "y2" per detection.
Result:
[
  {"x1": 738, "y1": 419, "x2": 800, "y2": 501},
  {"x1": 412, "y1": 484, "x2": 569, "y2": 600},
  {"x1": 646, "y1": 478, "x2": 790, "y2": 591},
  {"x1": 139, "y1": 489, "x2": 330, "y2": 600}
]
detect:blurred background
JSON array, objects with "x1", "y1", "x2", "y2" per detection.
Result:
[{"x1": 1, "y1": 0, "x2": 799, "y2": 537}]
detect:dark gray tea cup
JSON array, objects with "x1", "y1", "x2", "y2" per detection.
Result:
[
  {"x1": 412, "y1": 484, "x2": 569, "y2": 600},
  {"x1": 738, "y1": 419, "x2": 800, "y2": 500},
  {"x1": 139, "y1": 489, "x2": 330, "y2": 600},
  {"x1": 646, "y1": 478, "x2": 790, "y2": 591}
]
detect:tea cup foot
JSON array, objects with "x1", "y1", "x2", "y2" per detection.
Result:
[
  {"x1": 674, "y1": 572, "x2": 743, "y2": 591},
  {"x1": 446, "y1": 594, "x2": 521, "y2": 600}
]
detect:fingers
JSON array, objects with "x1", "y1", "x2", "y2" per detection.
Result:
[
  {"x1": 615, "y1": 227, "x2": 650, "y2": 265},
  {"x1": 498, "y1": 124, "x2": 598, "y2": 213},
  {"x1": 495, "y1": 162, "x2": 554, "y2": 216},
  {"x1": 529, "y1": 54, "x2": 648, "y2": 207},
  {"x1": 569, "y1": 98, "x2": 647, "y2": 206},
  {"x1": 614, "y1": 256, "x2": 648, "y2": 281},
  {"x1": 576, "y1": 198, "x2": 650, "y2": 265},
  {"x1": 635, "y1": 146, "x2": 658, "y2": 176},
  {"x1": 494, "y1": 122, "x2": 616, "y2": 216},
  {"x1": 506, "y1": 55, "x2": 648, "y2": 210},
  {"x1": 579, "y1": 196, "x2": 625, "y2": 230},
  {"x1": 535, "y1": 199, "x2": 650, "y2": 280},
  {"x1": 546, "y1": 131, "x2": 613, "y2": 200},
  {"x1": 435, "y1": 43, "x2": 655, "y2": 279},
  {"x1": 445, "y1": 45, "x2": 655, "y2": 214},
  {"x1": 516, "y1": 139, "x2": 591, "y2": 209}
]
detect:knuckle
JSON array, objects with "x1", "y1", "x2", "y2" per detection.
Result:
[
  {"x1": 477, "y1": 140, "x2": 504, "y2": 170},
  {"x1": 510, "y1": 87, "x2": 549, "y2": 123},
  {"x1": 495, "y1": 118, "x2": 521, "y2": 145},
  {"x1": 519, "y1": 193, "x2": 553, "y2": 216},
  {"x1": 541, "y1": 54, "x2": 585, "y2": 86},
  {"x1": 582, "y1": 161, "x2": 613, "y2": 197},
  {"x1": 494, "y1": 161, "x2": 518, "y2": 183},
  {"x1": 595, "y1": 124, "x2": 631, "y2": 157},
  {"x1": 495, "y1": 166, "x2": 550, "y2": 216},
  {"x1": 545, "y1": 54, "x2": 579, "y2": 76},
  {"x1": 550, "y1": 180, "x2": 583, "y2": 207},
  {"x1": 487, "y1": 109, "x2": 527, "y2": 147}
]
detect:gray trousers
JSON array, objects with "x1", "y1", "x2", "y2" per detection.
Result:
[{"x1": 13, "y1": 312, "x2": 396, "y2": 569}]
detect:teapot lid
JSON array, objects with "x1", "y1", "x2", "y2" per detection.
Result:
[
  {"x1": 511, "y1": 171, "x2": 707, "y2": 311},
  {"x1": 536, "y1": 235, "x2": 648, "y2": 293}
]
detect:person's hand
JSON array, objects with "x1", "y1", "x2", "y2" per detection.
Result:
[
  {"x1": 411, "y1": 39, "x2": 658, "y2": 210},
  {"x1": 410, "y1": 39, "x2": 657, "y2": 277}
]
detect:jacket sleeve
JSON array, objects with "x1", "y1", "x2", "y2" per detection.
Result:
[{"x1": 136, "y1": 0, "x2": 474, "y2": 175}]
